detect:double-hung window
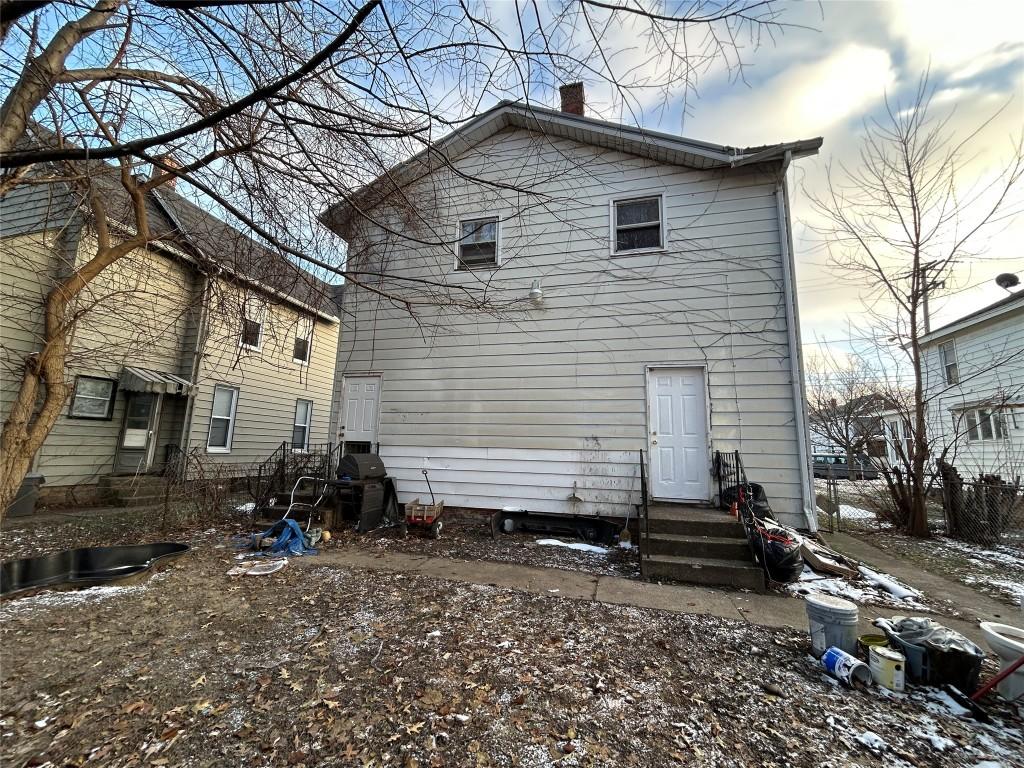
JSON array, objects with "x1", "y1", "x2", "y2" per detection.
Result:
[
  {"x1": 937, "y1": 340, "x2": 958, "y2": 385},
  {"x1": 293, "y1": 399, "x2": 312, "y2": 450},
  {"x1": 293, "y1": 317, "x2": 312, "y2": 365},
  {"x1": 457, "y1": 217, "x2": 499, "y2": 270},
  {"x1": 240, "y1": 300, "x2": 264, "y2": 351},
  {"x1": 68, "y1": 376, "x2": 116, "y2": 419},
  {"x1": 612, "y1": 195, "x2": 663, "y2": 254},
  {"x1": 207, "y1": 385, "x2": 239, "y2": 452}
]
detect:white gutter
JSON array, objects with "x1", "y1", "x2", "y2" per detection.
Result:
[{"x1": 775, "y1": 150, "x2": 816, "y2": 530}]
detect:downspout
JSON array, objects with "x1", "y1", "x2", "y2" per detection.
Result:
[
  {"x1": 775, "y1": 150, "x2": 816, "y2": 530},
  {"x1": 178, "y1": 272, "x2": 213, "y2": 470}
]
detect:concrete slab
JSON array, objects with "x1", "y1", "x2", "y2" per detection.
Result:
[{"x1": 594, "y1": 577, "x2": 747, "y2": 621}]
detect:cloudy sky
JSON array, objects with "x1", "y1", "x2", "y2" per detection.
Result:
[{"x1": 549, "y1": 0, "x2": 1024, "y2": 356}]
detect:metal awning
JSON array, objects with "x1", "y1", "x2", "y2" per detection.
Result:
[{"x1": 119, "y1": 366, "x2": 193, "y2": 396}]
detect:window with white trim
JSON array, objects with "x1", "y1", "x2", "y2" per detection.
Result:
[
  {"x1": 612, "y1": 195, "x2": 663, "y2": 254},
  {"x1": 292, "y1": 399, "x2": 312, "y2": 449},
  {"x1": 937, "y1": 340, "x2": 958, "y2": 385},
  {"x1": 959, "y1": 407, "x2": 1008, "y2": 442},
  {"x1": 207, "y1": 385, "x2": 239, "y2": 452},
  {"x1": 456, "y1": 217, "x2": 499, "y2": 270},
  {"x1": 293, "y1": 317, "x2": 313, "y2": 364},
  {"x1": 69, "y1": 376, "x2": 116, "y2": 419}
]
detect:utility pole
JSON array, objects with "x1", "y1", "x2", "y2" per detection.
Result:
[{"x1": 919, "y1": 260, "x2": 946, "y2": 334}]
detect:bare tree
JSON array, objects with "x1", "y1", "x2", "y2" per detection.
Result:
[
  {"x1": 808, "y1": 74, "x2": 1024, "y2": 536},
  {"x1": 0, "y1": 0, "x2": 789, "y2": 516}
]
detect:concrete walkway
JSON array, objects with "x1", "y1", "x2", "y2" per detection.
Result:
[
  {"x1": 825, "y1": 532, "x2": 1019, "y2": 625},
  {"x1": 293, "y1": 548, "x2": 990, "y2": 646}
]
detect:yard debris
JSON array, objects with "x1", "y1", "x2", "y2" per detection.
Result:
[{"x1": 228, "y1": 559, "x2": 288, "y2": 577}]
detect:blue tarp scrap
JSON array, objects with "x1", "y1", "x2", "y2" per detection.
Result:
[{"x1": 244, "y1": 519, "x2": 318, "y2": 557}]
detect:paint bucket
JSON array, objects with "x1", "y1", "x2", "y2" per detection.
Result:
[
  {"x1": 805, "y1": 593, "x2": 859, "y2": 656},
  {"x1": 869, "y1": 645, "x2": 906, "y2": 692},
  {"x1": 822, "y1": 646, "x2": 873, "y2": 687},
  {"x1": 857, "y1": 633, "x2": 889, "y2": 658}
]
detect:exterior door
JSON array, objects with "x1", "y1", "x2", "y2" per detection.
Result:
[
  {"x1": 115, "y1": 392, "x2": 162, "y2": 474},
  {"x1": 647, "y1": 367, "x2": 709, "y2": 500},
  {"x1": 340, "y1": 376, "x2": 380, "y2": 451}
]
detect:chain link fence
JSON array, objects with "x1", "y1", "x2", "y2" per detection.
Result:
[{"x1": 938, "y1": 461, "x2": 1024, "y2": 549}]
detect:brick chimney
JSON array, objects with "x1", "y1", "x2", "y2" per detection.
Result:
[
  {"x1": 151, "y1": 154, "x2": 183, "y2": 189},
  {"x1": 559, "y1": 82, "x2": 585, "y2": 116}
]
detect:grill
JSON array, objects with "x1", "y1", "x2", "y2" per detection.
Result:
[{"x1": 333, "y1": 453, "x2": 394, "y2": 531}]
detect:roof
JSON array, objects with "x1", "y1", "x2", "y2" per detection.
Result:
[
  {"x1": 22, "y1": 123, "x2": 336, "y2": 320},
  {"x1": 919, "y1": 290, "x2": 1024, "y2": 346},
  {"x1": 321, "y1": 100, "x2": 823, "y2": 237}
]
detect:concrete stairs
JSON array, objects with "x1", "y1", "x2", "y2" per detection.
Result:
[{"x1": 641, "y1": 504, "x2": 765, "y2": 593}]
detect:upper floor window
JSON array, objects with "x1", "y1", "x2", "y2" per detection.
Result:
[
  {"x1": 240, "y1": 299, "x2": 265, "y2": 351},
  {"x1": 293, "y1": 317, "x2": 313, "y2": 365},
  {"x1": 68, "y1": 376, "x2": 116, "y2": 419},
  {"x1": 612, "y1": 195, "x2": 663, "y2": 254},
  {"x1": 457, "y1": 217, "x2": 499, "y2": 270},
  {"x1": 937, "y1": 340, "x2": 958, "y2": 385},
  {"x1": 960, "y1": 408, "x2": 1007, "y2": 442}
]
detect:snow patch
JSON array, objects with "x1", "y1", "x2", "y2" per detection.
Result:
[
  {"x1": 856, "y1": 731, "x2": 887, "y2": 751},
  {"x1": 536, "y1": 539, "x2": 609, "y2": 556}
]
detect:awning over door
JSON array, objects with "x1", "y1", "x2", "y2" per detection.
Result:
[{"x1": 119, "y1": 366, "x2": 193, "y2": 396}]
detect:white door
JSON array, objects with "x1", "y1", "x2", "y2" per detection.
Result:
[
  {"x1": 341, "y1": 376, "x2": 381, "y2": 448},
  {"x1": 647, "y1": 368, "x2": 709, "y2": 500}
]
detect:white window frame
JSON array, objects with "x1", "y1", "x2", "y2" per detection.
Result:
[
  {"x1": 292, "y1": 399, "x2": 313, "y2": 451},
  {"x1": 206, "y1": 385, "x2": 239, "y2": 453},
  {"x1": 960, "y1": 407, "x2": 1008, "y2": 443},
  {"x1": 293, "y1": 317, "x2": 313, "y2": 365},
  {"x1": 68, "y1": 375, "x2": 117, "y2": 420},
  {"x1": 609, "y1": 193, "x2": 666, "y2": 256},
  {"x1": 239, "y1": 300, "x2": 265, "y2": 351},
  {"x1": 454, "y1": 215, "x2": 501, "y2": 271},
  {"x1": 937, "y1": 339, "x2": 958, "y2": 385}
]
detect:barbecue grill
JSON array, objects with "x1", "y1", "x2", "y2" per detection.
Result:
[{"x1": 333, "y1": 453, "x2": 397, "y2": 531}]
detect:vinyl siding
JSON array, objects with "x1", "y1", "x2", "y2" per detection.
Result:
[
  {"x1": 333, "y1": 127, "x2": 809, "y2": 526},
  {"x1": 923, "y1": 307, "x2": 1024, "y2": 477},
  {"x1": 186, "y1": 279, "x2": 339, "y2": 469}
]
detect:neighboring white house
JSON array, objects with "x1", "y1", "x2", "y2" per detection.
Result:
[
  {"x1": 322, "y1": 87, "x2": 821, "y2": 530},
  {"x1": 910, "y1": 290, "x2": 1024, "y2": 478}
]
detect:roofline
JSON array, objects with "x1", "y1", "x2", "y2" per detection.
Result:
[
  {"x1": 919, "y1": 291, "x2": 1024, "y2": 345},
  {"x1": 320, "y1": 100, "x2": 822, "y2": 237}
]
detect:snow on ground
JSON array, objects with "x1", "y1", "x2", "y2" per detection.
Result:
[
  {"x1": 786, "y1": 565, "x2": 934, "y2": 611},
  {"x1": 839, "y1": 504, "x2": 876, "y2": 521},
  {"x1": 536, "y1": 539, "x2": 609, "y2": 555}
]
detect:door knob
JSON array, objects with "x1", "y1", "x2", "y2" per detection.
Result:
[{"x1": 652, "y1": 440, "x2": 658, "y2": 445}]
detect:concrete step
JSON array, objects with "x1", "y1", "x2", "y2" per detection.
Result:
[
  {"x1": 645, "y1": 505, "x2": 745, "y2": 538},
  {"x1": 643, "y1": 533, "x2": 751, "y2": 561},
  {"x1": 644, "y1": 554, "x2": 766, "y2": 593}
]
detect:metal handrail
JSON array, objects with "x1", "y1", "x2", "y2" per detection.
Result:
[{"x1": 638, "y1": 448, "x2": 650, "y2": 579}]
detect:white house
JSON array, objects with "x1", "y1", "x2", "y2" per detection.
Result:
[
  {"x1": 322, "y1": 86, "x2": 821, "y2": 531},
  {"x1": 913, "y1": 290, "x2": 1024, "y2": 478}
]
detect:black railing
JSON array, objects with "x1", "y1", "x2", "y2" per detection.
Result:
[
  {"x1": 713, "y1": 449, "x2": 746, "y2": 509},
  {"x1": 638, "y1": 448, "x2": 650, "y2": 579},
  {"x1": 250, "y1": 441, "x2": 341, "y2": 512}
]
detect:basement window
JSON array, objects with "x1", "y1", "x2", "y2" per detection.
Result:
[
  {"x1": 457, "y1": 217, "x2": 499, "y2": 270},
  {"x1": 612, "y1": 195, "x2": 663, "y2": 254}
]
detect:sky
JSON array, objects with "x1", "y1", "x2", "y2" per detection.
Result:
[{"x1": 518, "y1": 0, "x2": 1024, "y2": 361}]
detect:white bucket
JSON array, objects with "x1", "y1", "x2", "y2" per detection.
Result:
[
  {"x1": 869, "y1": 646, "x2": 906, "y2": 692},
  {"x1": 805, "y1": 593, "x2": 859, "y2": 656}
]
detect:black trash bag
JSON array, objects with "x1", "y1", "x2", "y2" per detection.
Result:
[
  {"x1": 745, "y1": 516, "x2": 803, "y2": 583},
  {"x1": 720, "y1": 482, "x2": 774, "y2": 520}
]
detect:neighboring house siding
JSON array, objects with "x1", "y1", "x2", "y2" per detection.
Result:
[
  {"x1": 333, "y1": 127, "x2": 808, "y2": 526},
  {"x1": 923, "y1": 306, "x2": 1024, "y2": 478},
  {"x1": 187, "y1": 280, "x2": 339, "y2": 468}
]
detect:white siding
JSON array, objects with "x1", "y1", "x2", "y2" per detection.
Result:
[
  {"x1": 923, "y1": 305, "x2": 1024, "y2": 478},
  {"x1": 333, "y1": 127, "x2": 809, "y2": 526}
]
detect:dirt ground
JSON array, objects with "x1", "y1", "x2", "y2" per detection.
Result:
[{"x1": 3, "y1": 512, "x2": 1024, "y2": 767}]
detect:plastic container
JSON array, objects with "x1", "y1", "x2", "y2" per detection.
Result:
[
  {"x1": 822, "y1": 646, "x2": 872, "y2": 687},
  {"x1": 857, "y1": 633, "x2": 888, "y2": 658},
  {"x1": 6, "y1": 473, "x2": 44, "y2": 518},
  {"x1": 869, "y1": 646, "x2": 906, "y2": 692},
  {"x1": 806, "y1": 593, "x2": 859, "y2": 656}
]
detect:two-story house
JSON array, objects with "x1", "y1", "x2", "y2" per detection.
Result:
[
  {"x1": 322, "y1": 86, "x2": 821, "y2": 532},
  {"x1": 903, "y1": 290, "x2": 1024, "y2": 478},
  {"x1": 1, "y1": 158, "x2": 340, "y2": 507}
]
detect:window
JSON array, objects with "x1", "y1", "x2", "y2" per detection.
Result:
[
  {"x1": 292, "y1": 399, "x2": 312, "y2": 449},
  {"x1": 240, "y1": 318, "x2": 262, "y2": 350},
  {"x1": 293, "y1": 336, "x2": 311, "y2": 364},
  {"x1": 937, "y1": 340, "x2": 958, "y2": 385},
  {"x1": 207, "y1": 385, "x2": 238, "y2": 452},
  {"x1": 612, "y1": 195, "x2": 663, "y2": 254},
  {"x1": 69, "y1": 376, "x2": 116, "y2": 419},
  {"x1": 457, "y1": 217, "x2": 499, "y2": 270},
  {"x1": 961, "y1": 408, "x2": 1007, "y2": 442}
]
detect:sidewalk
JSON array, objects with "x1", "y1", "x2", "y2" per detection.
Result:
[
  {"x1": 824, "y1": 532, "x2": 1018, "y2": 625},
  {"x1": 293, "y1": 547, "x2": 990, "y2": 646}
]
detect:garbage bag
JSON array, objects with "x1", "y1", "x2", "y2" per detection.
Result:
[{"x1": 250, "y1": 519, "x2": 318, "y2": 557}]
